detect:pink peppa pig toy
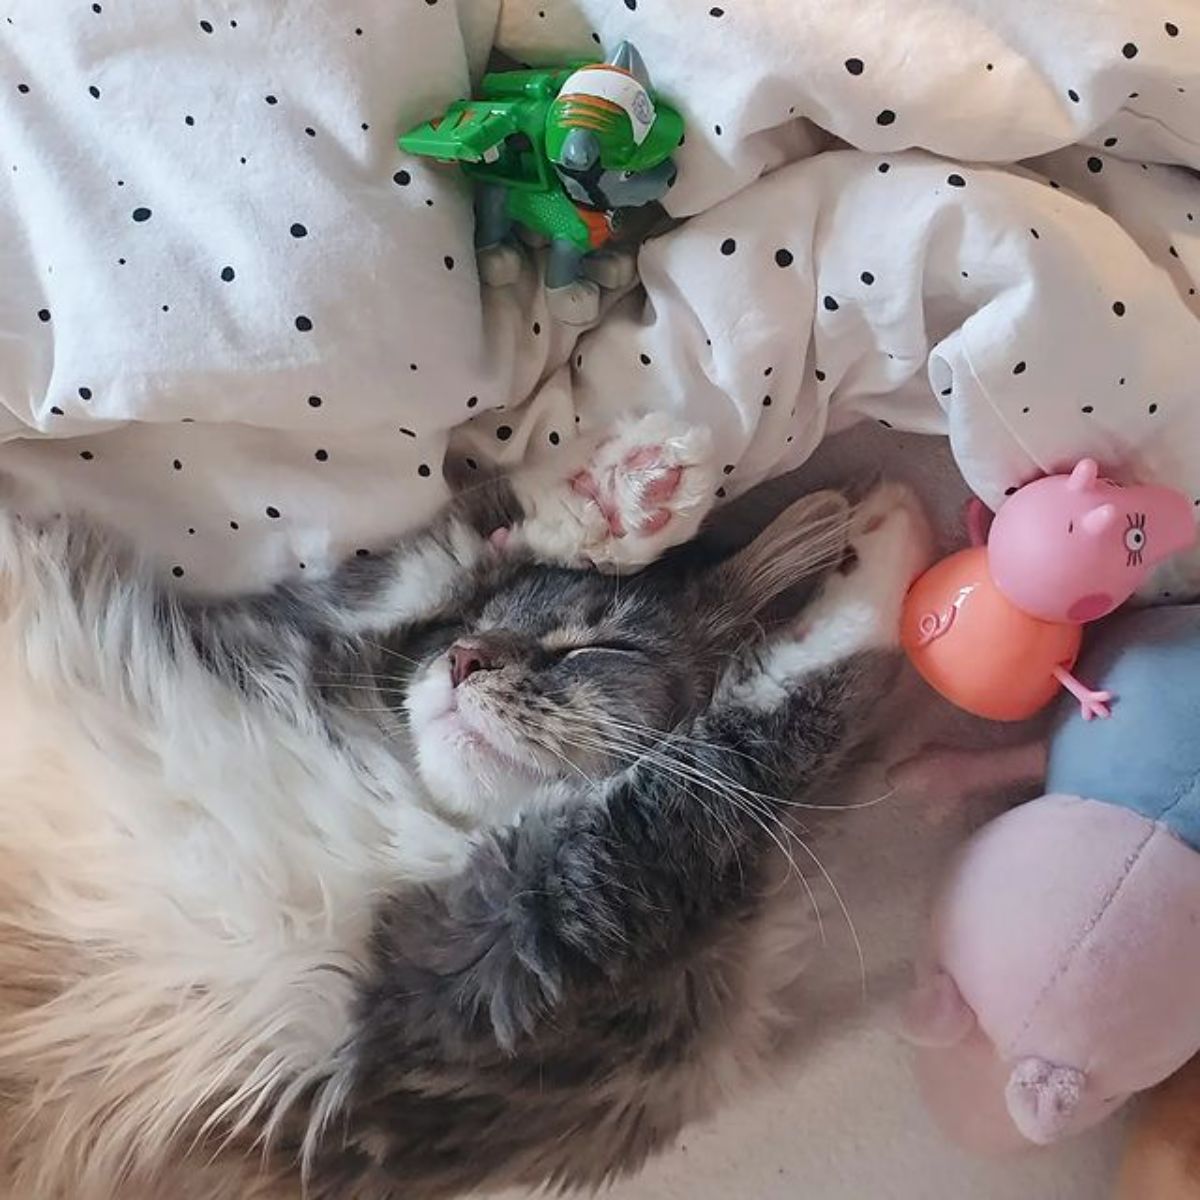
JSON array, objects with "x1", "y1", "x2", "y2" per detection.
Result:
[{"x1": 901, "y1": 459, "x2": 1195, "y2": 722}]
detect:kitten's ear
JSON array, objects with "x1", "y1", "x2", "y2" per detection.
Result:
[{"x1": 713, "y1": 490, "x2": 851, "y2": 617}]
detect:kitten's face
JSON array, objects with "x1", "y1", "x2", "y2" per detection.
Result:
[{"x1": 405, "y1": 565, "x2": 704, "y2": 825}]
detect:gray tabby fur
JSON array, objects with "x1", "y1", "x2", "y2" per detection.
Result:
[{"x1": 0, "y1": 466, "x2": 917, "y2": 1199}]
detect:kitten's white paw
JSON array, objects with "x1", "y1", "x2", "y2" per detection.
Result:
[
  {"x1": 517, "y1": 414, "x2": 718, "y2": 571},
  {"x1": 737, "y1": 483, "x2": 933, "y2": 702},
  {"x1": 833, "y1": 481, "x2": 936, "y2": 644}
]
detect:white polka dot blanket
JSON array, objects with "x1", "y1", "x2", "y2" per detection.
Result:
[{"x1": 1, "y1": 0, "x2": 1197, "y2": 595}]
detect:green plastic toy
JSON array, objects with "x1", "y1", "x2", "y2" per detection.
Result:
[{"x1": 398, "y1": 42, "x2": 684, "y2": 325}]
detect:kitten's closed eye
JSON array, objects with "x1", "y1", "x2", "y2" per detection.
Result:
[{"x1": 560, "y1": 642, "x2": 644, "y2": 660}]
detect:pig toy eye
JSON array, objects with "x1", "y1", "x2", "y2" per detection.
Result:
[{"x1": 1124, "y1": 513, "x2": 1147, "y2": 565}]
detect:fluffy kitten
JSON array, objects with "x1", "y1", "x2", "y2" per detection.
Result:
[{"x1": 0, "y1": 417, "x2": 930, "y2": 1199}]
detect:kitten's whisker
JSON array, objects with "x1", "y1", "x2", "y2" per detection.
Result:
[
  {"x1": 595, "y1": 716, "x2": 899, "y2": 815},
  {"x1": 763, "y1": 814, "x2": 866, "y2": 1001},
  {"x1": 360, "y1": 639, "x2": 422, "y2": 670},
  {"x1": 721, "y1": 792, "x2": 825, "y2": 945}
]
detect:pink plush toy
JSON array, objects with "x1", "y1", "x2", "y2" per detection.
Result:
[
  {"x1": 901, "y1": 459, "x2": 1195, "y2": 721},
  {"x1": 899, "y1": 605, "x2": 1200, "y2": 1153}
]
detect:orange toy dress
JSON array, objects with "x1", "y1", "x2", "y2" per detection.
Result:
[{"x1": 900, "y1": 547, "x2": 1082, "y2": 722}]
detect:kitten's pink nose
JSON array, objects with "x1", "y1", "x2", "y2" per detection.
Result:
[{"x1": 448, "y1": 642, "x2": 495, "y2": 688}]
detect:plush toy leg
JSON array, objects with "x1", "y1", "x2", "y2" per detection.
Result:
[
  {"x1": 1118, "y1": 1055, "x2": 1200, "y2": 1200},
  {"x1": 896, "y1": 970, "x2": 977, "y2": 1048},
  {"x1": 886, "y1": 741, "x2": 1047, "y2": 809},
  {"x1": 545, "y1": 240, "x2": 600, "y2": 325}
]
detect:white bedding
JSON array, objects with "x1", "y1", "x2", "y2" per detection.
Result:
[
  {"x1": 2, "y1": 0, "x2": 1198, "y2": 596},
  {"x1": 1, "y1": 3, "x2": 1198, "y2": 1194}
]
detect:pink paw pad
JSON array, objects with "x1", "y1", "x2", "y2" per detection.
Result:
[{"x1": 571, "y1": 444, "x2": 686, "y2": 539}]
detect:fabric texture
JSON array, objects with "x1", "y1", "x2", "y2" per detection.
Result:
[
  {"x1": 2, "y1": 0, "x2": 1198, "y2": 595},
  {"x1": 1047, "y1": 605, "x2": 1200, "y2": 850}
]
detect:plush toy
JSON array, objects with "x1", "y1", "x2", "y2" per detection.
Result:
[
  {"x1": 399, "y1": 42, "x2": 683, "y2": 325},
  {"x1": 900, "y1": 459, "x2": 1195, "y2": 721},
  {"x1": 899, "y1": 605, "x2": 1200, "y2": 1151}
]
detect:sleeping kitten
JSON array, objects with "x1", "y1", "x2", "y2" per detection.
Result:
[{"x1": 0, "y1": 416, "x2": 930, "y2": 1199}]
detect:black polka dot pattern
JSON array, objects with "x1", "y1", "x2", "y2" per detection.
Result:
[
  {"x1": 720, "y1": 238, "x2": 736, "y2": 255},
  {"x1": 132, "y1": 207, "x2": 152, "y2": 222},
  {"x1": 266, "y1": 506, "x2": 281, "y2": 519},
  {"x1": 1113, "y1": 301, "x2": 1126, "y2": 316},
  {"x1": 37, "y1": 308, "x2": 50, "y2": 322},
  {"x1": 220, "y1": 266, "x2": 235, "y2": 282},
  {"x1": 393, "y1": 170, "x2": 411, "y2": 187},
  {"x1": 88, "y1": 85, "x2": 100, "y2": 99},
  {"x1": 200, "y1": 19, "x2": 213, "y2": 33},
  {"x1": 1122, "y1": 42, "x2": 1139, "y2": 59},
  {"x1": 1166, "y1": 22, "x2": 1180, "y2": 36},
  {"x1": 1013, "y1": 360, "x2": 1027, "y2": 375},
  {"x1": 860, "y1": 270, "x2": 875, "y2": 285},
  {"x1": 845, "y1": 58, "x2": 865, "y2": 75},
  {"x1": 290, "y1": 223, "x2": 307, "y2": 238},
  {"x1": 497, "y1": 425, "x2": 513, "y2": 441},
  {"x1": 314, "y1": 448, "x2": 328, "y2": 462},
  {"x1": 418, "y1": 464, "x2": 431, "y2": 478},
  {"x1": 639, "y1": 352, "x2": 651, "y2": 365},
  {"x1": 1087, "y1": 156, "x2": 1103, "y2": 173},
  {"x1": 876, "y1": 109, "x2": 896, "y2": 126},
  {"x1": 823, "y1": 295, "x2": 839, "y2": 311},
  {"x1": 79, "y1": 387, "x2": 92, "y2": 400},
  {"x1": 947, "y1": 173, "x2": 966, "y2": 188},
  {"x1": 295, "y1": 315, "x2": 313, "y2": 331},
  {"x1": 775, "y1": 248, "x2": 794, "y2": 267}
]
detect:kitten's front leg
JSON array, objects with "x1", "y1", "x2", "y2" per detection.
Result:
[
  {"x1": 510, "y1": 413, "x2": 719, "y2": 571},
  {"x1": 346, "y1": 485, "x2": 932, "y2": 1070},
  {"x1": 723, "y1": 482, "x2": 934, "y2": 711}
]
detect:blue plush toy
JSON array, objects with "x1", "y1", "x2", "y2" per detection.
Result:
[{"x1": 902, "y1": 605, "x2": 1200, "y2": 1151}]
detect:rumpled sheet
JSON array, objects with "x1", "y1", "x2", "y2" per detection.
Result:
[
  {"x1": 2, "y1": 5, "x2": 1192, "y2": 1195},
  {"x1": 1, "y1": 0, "x2": 1197, "y2": 595}
]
